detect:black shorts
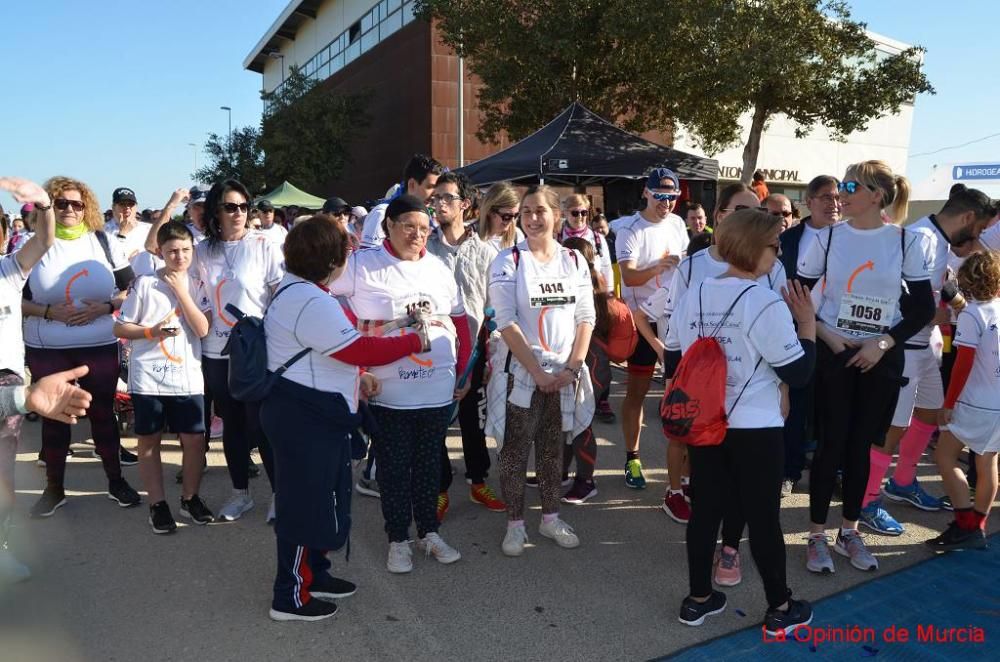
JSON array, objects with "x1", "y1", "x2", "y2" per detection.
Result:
[
  {"x1": 627, "y1": 322, "x2": 659, "y2": 374},
  {"x1": 132, "y1": 394, "x2": 206, "y2": 436}
]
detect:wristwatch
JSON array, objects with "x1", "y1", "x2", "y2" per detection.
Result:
[
  {"x1": 877, "y1": 337, "x2": 892, "y2": 352},
  {"x1": 34, "y1": 201, "x2": 52, "y2": 211}
]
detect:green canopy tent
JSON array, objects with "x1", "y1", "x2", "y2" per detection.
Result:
[{"x1": 255, "y1": 181, "x2": 326, "y2": 209}]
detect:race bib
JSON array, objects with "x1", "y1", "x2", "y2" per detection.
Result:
[
  {"x1": 528, "y1": 277, "x2": 575, "y2": 308},
  {"x1": 837, "y1": 292, "x2": 895, "y2": 336}
]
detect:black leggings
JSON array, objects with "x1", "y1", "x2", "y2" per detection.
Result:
[
  {"x1": 202, "y1": 357, "x2": 273, "y2": 491},
  {"x1": 687, "y1": 427, "x2": 788, "y2": 609},
  {"x1": 809, "y1": 341, "x2": 904, "y2": 524}
]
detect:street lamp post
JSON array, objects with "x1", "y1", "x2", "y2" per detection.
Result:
[{"x1": 220, "y1": 106, "x2": 232, "y2": 169}]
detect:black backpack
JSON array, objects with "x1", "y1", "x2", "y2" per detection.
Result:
[{"x1": 222, "y1": 281, "x2": 309, "y2": 402}]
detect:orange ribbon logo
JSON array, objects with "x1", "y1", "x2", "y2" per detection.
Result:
[{"x1": 64, "y1": 268, "x2": 89, "y2": 303}]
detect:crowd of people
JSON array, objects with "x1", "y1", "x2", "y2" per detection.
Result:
[{"x1": 0, "y1": 155, "x2": 996, "y2": 634}]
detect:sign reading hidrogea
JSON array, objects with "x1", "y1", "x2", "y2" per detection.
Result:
[
  {"x1": 720, "y1": 166, "x2": 801, "y2": 183},
  {"x1": 952, "y1": 164, "x2": 1000, "y2": 181}
]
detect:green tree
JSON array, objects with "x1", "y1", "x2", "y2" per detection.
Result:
[
  {"x1": 259, "y1": 65, "x2": 372, "y2": 193},
  {"x1": 192, "y1": 126, "x2": 266, "y2": 193}
]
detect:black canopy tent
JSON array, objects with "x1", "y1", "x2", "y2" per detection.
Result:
[{"x1": 457, "y1": 102, "x2": 719, "y2": 187}]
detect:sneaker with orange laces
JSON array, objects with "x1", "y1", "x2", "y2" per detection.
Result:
[
  {"x1": 469, "y1": 483, "x2": 506, "y2": 512},
  {"x1": 436, "y1": 492, "x2": 450, "y2": 522},
  {"x1": 713, "y1": 545, "x2": 742, "y2": 586},
  {"x1": 661, "y1": 490, "x2": 690, "y2": 524}
]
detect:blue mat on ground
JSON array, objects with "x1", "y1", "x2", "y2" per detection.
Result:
[{"x1": 659, "y1": 536, "x2": 998, "y2": 661}]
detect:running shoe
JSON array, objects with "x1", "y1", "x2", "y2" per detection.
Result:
[
  {"x1": 180, "y1": 495, "x2": 215, "y2": 524},
  {"x1": 502, "y1": 525, "x2": 529, "y2": 557},
  {"x1": 859, "y1": 500, "x2": 904, "y2": 536},
  {"x1": 681, "y1": 481, "x2": 692, "y2": 503},
  {"x1": 355, "y1": 476, "x2": 380, "y2": 498},
  {"x1": 119, "y1": 447, "x2": 138, "y2": 466},
  {"x1": 310, "y1": 575, "x2": 357, "y2": 600},
  {"x1": 526, "y1": 473, "x2": 571, "y2": 488},
  {"x1": 883, "y1": 477, "x2": 945, "y2": 511},
  {"x1": 624, "y1": 458, "x2": 646, "y2": 489},
  {"x1": 210, "y1": 416, "x2": 224, "y2": 439},
  {"x1": 805, "y1": 533, "x2": 835, "y2": 574},
  {"x1": 29, "y1": 487, "x2": 66, "y2": 518},
  {"x1": 470, "y1": 483, "x2": 506, "y2": 511},
  {"x1": 387, "y1": 541, "x2": 413, "y2": 573},
  {"x1": 218, "y1": 491, "x2": 254, "y2": 521},
  {"x1": 713, "y1": 546, "x2": 741, "y2": 586},
  {"x1": 834, "y1": 529, "x2": 878, "y2": 571},
  {"x1": 678, "y1": 590, "x2": 726, "y2": 627},
  {"x1": 538, "y1": 517, "x2": 580, "y2": 548},
  {"x1": 436, "y1": 492, "x2": 450, "y2": 522},
  {"x1": 940, "y1": 495, "x2": 954, "y2": 511},
  {"x1": 149, "y1": 501, "x2": 177, "y2": 534},
  {"x1": 0, "y1": 547, "x2": 30, "y2": 584},
  {"x1": 108, "y1": 477, "x2": 141, "y2": 507},
  {"x1": 269, "y1": 599, "x2": 337, "y2": 622},
  {"x1": 925, "y1": 522, "x2": 987, "y2": 552},
  {"x1": 561, "y1": 479, "x2": 598, "y2": 505},
  {"x1": 594, "y1": 399, "x2": 616, "y2": 424},
  {"x1": 661, "y1": 491, "x2": 691, "y2": 524},
  {"x1": 764, "y1": 598, "x2": 813, "y2": 637},
  {"x1": 416, "y1": 532, "x2": 462, "y2": 564}
]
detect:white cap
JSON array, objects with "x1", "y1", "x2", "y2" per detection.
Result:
[{"x1": 351, "y1": 206, "x2": 368, "y2": 219}]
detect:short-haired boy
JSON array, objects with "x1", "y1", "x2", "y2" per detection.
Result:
[{"x1": 114, "y1": 221, "x2": 214, "y2": 534}]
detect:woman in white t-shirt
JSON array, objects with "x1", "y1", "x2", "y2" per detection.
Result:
[
  {"x1": 487, "y1": 185, "x2": 596, "y2": 556},
  {"x1": 665, "y1": 209, "x2": 816, "y2": 633},
  {"x1": 194, "y1": 179, "x2": 284, "y2": 522},
  {"x1": 22, "y1": 176, "x2": 142, "y2": 518},
  {"x1": 559, "y1": 194, "x2": 614, "y2": 294},
  {"x1": 796, "y1": 160, "x2": 934, "y2": 573},
  {"x1": 260, "y1": 215, "x2": 432, "y2": 621},
  {"x1": 329, "y1": 194, "x2": 473, "y2": 574}
]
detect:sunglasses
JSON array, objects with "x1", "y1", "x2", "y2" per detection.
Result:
[
  {"x1": 838, "y1": 180, "x2": 873, "y2": 195},
  {"x1": 54, "y1": 198, "x2": 85, "y2": 212},
  {"x1": 650, "y1": 191, "x2": 680, "y2": 202},
  {"x1": 328, "y1": 209, "x2": 350, "y2": 217},
  {"x1": 220, "y1": 202, "x2": 250, "y2": 214},
  {"x1": 569, "y1": 209, "x2": 589, "y2": 218},
  {"x1": 771, "y1": 209, "x2": 793, "y2": 218},
  {"x1": 494, "y1": 211, "x2": 517, "y2": 222}
]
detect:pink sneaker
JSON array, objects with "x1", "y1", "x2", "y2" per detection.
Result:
[
  {"x1": 713, "y1": 545, "x2": 742, "y2": 586},
  {"x1": 210, "y1": 416, "x2": 224, "y2": 439},
  {"x1": 661, "y1": 491, "x2": 691, "y2": 524}
]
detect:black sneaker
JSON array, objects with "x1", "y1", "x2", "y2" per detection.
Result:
[
  {"x1": 119, "y1": 447, "x2": 138, "y2": 466},
  {"x1": 180, "y1": 495, "x2": 215, "y2": 524},
  {"x1": 764, "y1": 598, "x2": 813, "y2": 637},
  {"x1": 311, "y1": 575, "x2": 357, "y2": 600},
  {"x1": 925, "y1": 522, "x2": 987, "y2": 552},
  {"x1": 30, "y1": 487, "x2": 67, "y2": 518},
  {"x1": 108, "y1": 477, "x2": 141, "y2": 507},
  {"x1": 269, "y1": 599, "x2": 338, "y2": 622},
  {"x1": 149, "y1": 501, "x2": 177, "y2": 534},
  {"x1": 678, "y1": 590, "x2": 727, "y2": 626}
]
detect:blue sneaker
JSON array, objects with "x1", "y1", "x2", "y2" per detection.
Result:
[
  {"x1": 624, "y1": 459, "x2": 647, "y2": 489},
  {"x1": 883, "y1": 477, "x2": 945, "y2": 512},
  {"x1": 859, "y1": 500, "x2": 904, "y2": 536}
]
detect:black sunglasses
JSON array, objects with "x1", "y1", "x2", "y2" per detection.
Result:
[
  {"x1": 494, "y1": 212, "x2": 517, "y2": 222},
  {"x1": 220, "y1": 202, "x2": 250, "y2": 214},
  {"x1": 569, "y1": 210, "x2": 589, "y2": 218},
  {"x1": 54, "y1": 198, "x2": 85, "y2": 212}
]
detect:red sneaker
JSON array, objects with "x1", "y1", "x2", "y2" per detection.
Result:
[
  {"x1": 661, "y1": 491, "x2": 690, "y2": 524},
  {"x1": 436, "y1": 492, "x2": 450, "y2": 522},
  {"x1": 469, "y1": 483, "x2": 506, "y2": 512}
]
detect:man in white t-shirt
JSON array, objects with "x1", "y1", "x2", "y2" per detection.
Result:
[
  {"x1": 359, "y1": 154, "x2": 444, "y2": 249},
  {"x1": 615, "y1": 167, "x2": 689, "y2": 490},
  {"x1": 105, "y1": 187, "x2": 153, "y2": 270},
  {"x1": 255, "y1": 200, "x2": 287, "y2": 246}
]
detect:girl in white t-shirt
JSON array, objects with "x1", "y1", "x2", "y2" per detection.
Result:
[
  {"x1": 194, "y1": 180, "x2": 284, "y2": 523},
  {"x1": 487, "y1": 185, "x2": 596, "y2": 556},
  {"x1": 927, "y1": 252, "x2": 1000, "y2": 552},
  {"x1": 665, "y1": 209, "x2": 816, "y2": 633},
  {"x1": 796, "y1": 160, "x2": 934, "y2": 573}
]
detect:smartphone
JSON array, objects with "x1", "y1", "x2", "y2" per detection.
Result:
[{"x1": 161, "y1": 326, "x2": 179, "y2": 334}]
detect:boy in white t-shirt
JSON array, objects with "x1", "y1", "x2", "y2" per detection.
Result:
[{"x1": 114, "y1": 221, "x2": 215, "y2": 534}]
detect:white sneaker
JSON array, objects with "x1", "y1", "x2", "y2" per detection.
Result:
[
  {"x1": 416, "y1": 532, "x2": 461, "y2": 564},
  {"x1": 387, "y1": 541, "x2": 413, "y2": 574},
  {"x1": 539, "y1": 517, "x2": 580, "y2": 548},
  {"x1": 217, "y1": 491, "x2": 254, "y2": 521},
  {"x1": 502, "y1": 525, "x2": 529, "y2": 557},
  {"x1": 266, "y1": 495, "x2": 276, "y2": 523},
  {"x1": 0, "y1": 548, "x2": 31, "y2": 584}
]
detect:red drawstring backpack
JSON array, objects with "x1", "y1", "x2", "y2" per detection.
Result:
[
  {"x1": 594, "y1": 297, "x2": 638, "y2": 363},
  {"x1": 661, "y1": 283, "x2": 761, "y2": 446}
]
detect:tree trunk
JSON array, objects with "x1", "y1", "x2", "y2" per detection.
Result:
[{"x1": 740, "y1": 103, "x2": 769, "y2": 185}]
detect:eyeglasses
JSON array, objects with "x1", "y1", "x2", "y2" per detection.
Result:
[
  {"x1": 393, "y1": 221, "x2": 431, "y2": 237},
  {"x1": 811, "y1": 193, "x2": 840, "y2": 204},
  {"x1": 493, "y1": 211, "x2": 517, "y2": 222},
  {"x1": 220, "y1": 202, "x2": 250, "y2": 214},
  {"x1": 568, "y1": 209, "x2": 589, "y2": 218},
  {"x1": 54, "y1": 198, "x2": 85, "y2": 212},
  {"x1": 771, "y1": 209, "x2": 793, "y2": 218},
  {"x1": 430, "y1": 193, "x2": 463, "y2": 206},
  {"x1": 650, "y1": 191, "x2": 680, "y2": 202},
  {"x1": 838, "y1": 180, "x2": 873, "y2": 195}
]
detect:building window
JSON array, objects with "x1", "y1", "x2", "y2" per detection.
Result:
[{"x1": 349, "y1": 20, "x2": 361, "y2": 44}]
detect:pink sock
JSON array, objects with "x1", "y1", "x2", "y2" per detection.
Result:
[
  {"x1": 508, "y1": 519, "x2": 525, "y2": 529},
  {"x1": 893, "y1": 418, "x2": 937, "y2": 486},
  {"x1": 863, "y1": 448, "x2": 893, "y2": 508},
  {"x1": 542, "y1": 512, "x2": 559, "y2": 525}
]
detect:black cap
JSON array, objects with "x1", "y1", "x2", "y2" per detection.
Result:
[
  {"x1": 112, "y1": 187, "x2": 137, "y2": 204},
  {"x1": 188, "y1": 186, "x2": 207, "y2": 205},
  {"x1": 322, "y1": 196, "x2": 351, "y2": 214},
  {"x1": 386, "y1": 194, "x2": 428, "y2": 221},
  {"x1": 256, "y1": 199, "x2": 274, "y2": 212}
]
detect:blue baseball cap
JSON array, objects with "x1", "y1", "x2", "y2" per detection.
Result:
[{"x1": 646, "y1": 167, "x2": 679, "y2": 191}]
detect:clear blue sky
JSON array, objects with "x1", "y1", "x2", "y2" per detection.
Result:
[{"x1": 2, "y1": 0, "x2": 998, "y2": 215}]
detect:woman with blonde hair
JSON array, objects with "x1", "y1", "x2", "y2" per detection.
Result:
[
  {"x1": 796, "y1": 160, "x2": 934, "y2": 573},
  {"x1": 22, "y1": 176, "x2": 142, "y2": 517}
]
